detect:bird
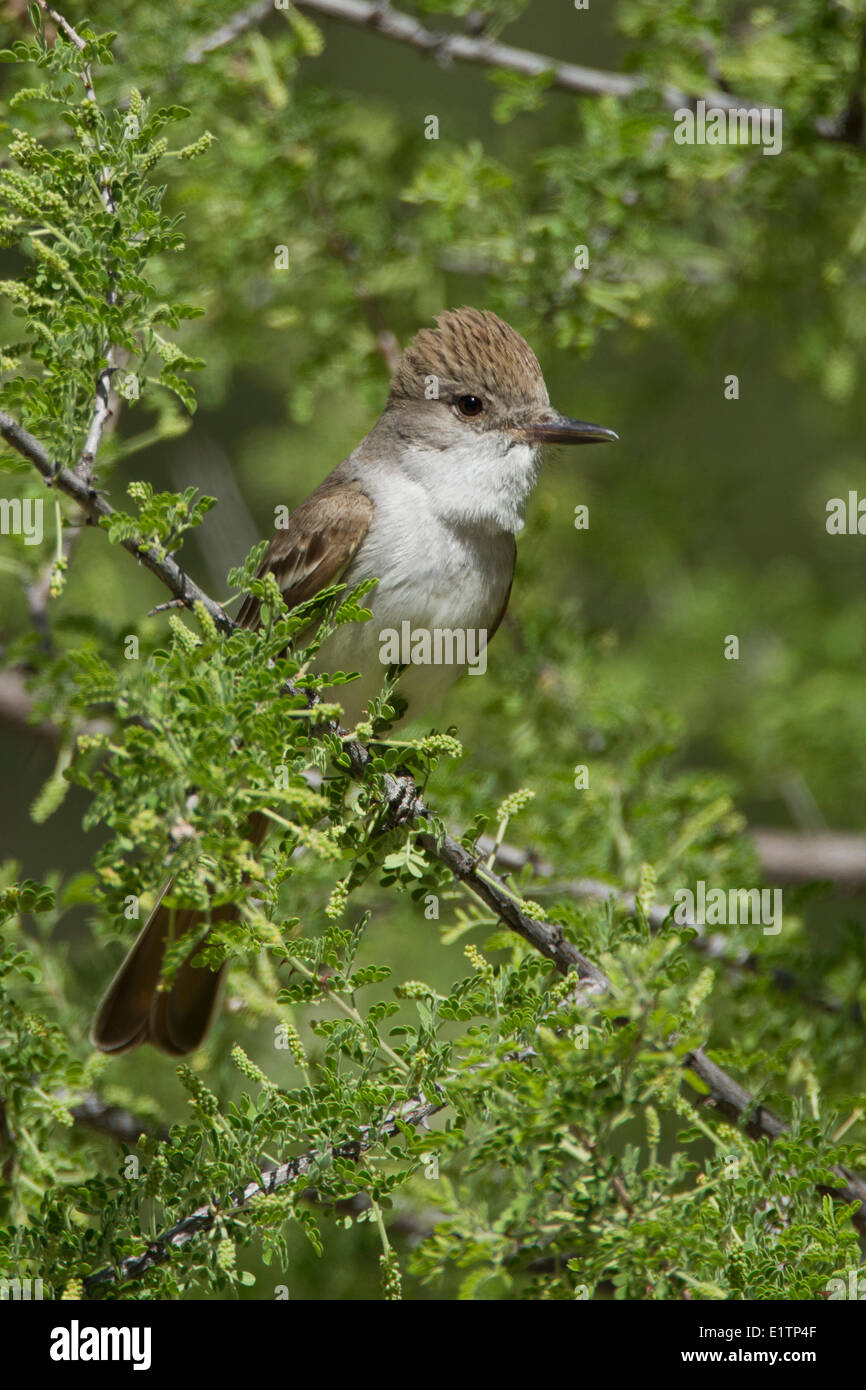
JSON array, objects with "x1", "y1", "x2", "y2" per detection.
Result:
[{"x1": 91, "y1": 306, "x2": 617, "y2": 1056}]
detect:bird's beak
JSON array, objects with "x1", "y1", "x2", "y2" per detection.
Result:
[{"x1": 512, "y1": 411, "x2": 618, "y2": 446}]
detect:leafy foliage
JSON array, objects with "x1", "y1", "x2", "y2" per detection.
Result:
[{"x1": 0, "y1": 18, "x2": 207, "y2": 460}]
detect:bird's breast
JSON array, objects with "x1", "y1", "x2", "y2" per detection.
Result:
[{"x1": 315, "y1": 479, "x2": 516, "y2": 723}]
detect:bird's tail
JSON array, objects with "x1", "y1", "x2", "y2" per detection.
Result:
[
  {"x1": 91, "y1": 812, "x2": 269, "y2": 1056},
  {"x1": 90, "y1": 887, "x2": 229, "y2": 1055}
]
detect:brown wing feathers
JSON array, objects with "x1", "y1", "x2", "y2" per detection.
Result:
[{"x1": 236, "y1": 483, "x2": 373, "y2": 629}]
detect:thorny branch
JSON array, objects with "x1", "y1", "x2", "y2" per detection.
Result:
[
  {"x1": 184, "y1": 0, "x2": 865, "y2": 147},
  {"x1": 183, "y1": 0, "x2": 743, "y2": 110},
  {"x1": 83, "y1": 1098, "x2": 442, "y2": 1291},
  {"x1": 0, "y1": 410, "x2": 233, "y2": 634},
  {"x1": 684, "y1": 1047, "x2": 866, "y2": 1237}
]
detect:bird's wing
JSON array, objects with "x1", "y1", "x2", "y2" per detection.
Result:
[
  {"x1": 235, "y1": 481, "x2": 374, "y2": 631},
  {"x1": 486, "y1": 536, "x2": 516, "y2": 643}
]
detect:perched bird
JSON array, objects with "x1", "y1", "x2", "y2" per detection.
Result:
[{"x1": 91, "y1": 307, "x2": 616, "y2": 1056}]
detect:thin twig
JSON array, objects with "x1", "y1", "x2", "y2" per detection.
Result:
[
  {"x1": 83, "y1": 1096, "x2": 441, "y2": 1291},
  {"x1": 183, "y1": 0, "x2": 272, "y2": 63},
  {"x1": 0, "y1": 409, "x2": 233, "y2": 634},
  {"x1": 37, "y1": 2, "x2": 120, "y2": 484},
  {"x1": 343, "y1": 745, "x2": 612, "y2": 992}
]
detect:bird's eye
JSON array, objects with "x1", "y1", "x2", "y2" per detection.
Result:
[{"x1": 456, "y1": 395, "x2": 484, "y2": 417}]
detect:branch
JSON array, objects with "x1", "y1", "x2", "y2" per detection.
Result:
[
  {"x1": 83, "y1": 1096, "x2": 441, "y2": 1292},
  {"x1": 481, "y1": 829, "x2": 866, "y2": 900},
  {"x1": 81, "y1": 1042, "x2": 866, "y2": 1292},
  {"x1": 3, "y1": 655, "x2": 865, "y2": 898},
  {"x1": 479, "y1": 833, "x2": 865, "y2": 1022},
  {"x1": 5, "y1": 656, "x2": 866, "y2": 900},
  {"x1": 343, "y1": 746, "x2": 612, "y2": 993},
  {"x1": 183, "y1": 0, "x2": 273, "y2": 64},
  {"x1": 1, "y1": 653, "x2": 856, "y2": 1026},
  {"x1": 191, "y1": 0, "x2": 866, "y2": 145},
  {"x1": 0, "y1": 658, "x2": 859, "y2": 1026},
  {"x1": 0, "y1": 410, "x2": 233, "y2": 634},
  {"x1": 183, "y1": 0, "x2": 734, "y2": 110},
  {"x1": 684, "y1": 1047, "x2": 866, "y2": 1236},
  {"x1": 184, "y1": 0, "x2": 866, "y2": 149},
  {"x1": 424, "y1": 821, "x2": 609, "y2": 988},
  {"x1": 751, "y1": 828, "x2": 866, "y2": 887},
  {"x1": 0, "y1": 663, "x2": 851, "y2": 1025},
  {"x1": 70, "y1": 1093, "x2": 169, "y2": 1145}
]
